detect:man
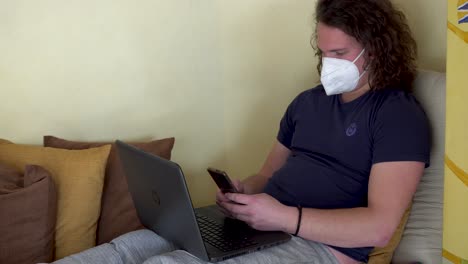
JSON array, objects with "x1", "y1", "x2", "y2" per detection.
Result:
[
  {"x1": 215, "y1": 0, "x2": 430, "y2": 263},
  {"x1": 144, "y1": 0, "x2": 429, "y2": 263}
]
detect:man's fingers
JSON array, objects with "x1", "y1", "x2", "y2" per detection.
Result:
[
  {"x1": 225, "y1": 193, "x2": 251, "y2": 205},
  {"x1": 216, "y1": 190, "x2": 231, "y2": 203},
  {"x1": 233, "y1": 213, "x2": 250, "y2": 223},
  {"x1": 221, "y1": 201, "x2": 250, "y2": 216},
  {"x1": 216, "y1": 201, "x2": 234, "y2": 217}
]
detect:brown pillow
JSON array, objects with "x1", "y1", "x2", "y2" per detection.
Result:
[
  {"x1": 0, "y1": 139, "x2": 12, "y2": 145},
  {"x1": 0, "y1": 161, "x2": 22, "y2": 192},
  {"x1": 0, "y1": 163, "x2": 57, "y2": 264},
  {"x1": 44, "y1": 135, "x2": 175, "y2": 244}
]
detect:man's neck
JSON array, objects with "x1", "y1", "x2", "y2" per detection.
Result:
[{"x1": 340, "y1": 83, "x2": 371, "y2": 103}]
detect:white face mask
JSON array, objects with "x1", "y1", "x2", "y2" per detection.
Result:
[{"x1": 320, "y1": 49, "x2": 366, "y2": 96}]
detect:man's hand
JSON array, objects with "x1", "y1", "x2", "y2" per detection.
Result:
[
  {"x1": 215, "y1": 179, "x2": 244, "y2": 217},
  {"x1": 221, "y1": 193, "x2": 296, "y2": 233}
]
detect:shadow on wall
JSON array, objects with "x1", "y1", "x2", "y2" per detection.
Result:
[{"x1": 391, "y1": 0, "x2": 448, "y2": 72}]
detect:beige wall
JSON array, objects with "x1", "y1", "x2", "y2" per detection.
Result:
[
  {"x1": 392, "y1": 0, "x2": 448, "y2": 72},
  {"x1": 0, "y1": 0, "x2": 446, "y2": 206},
  {"x1": 0, "y1": 0, "x2": 227, "y2": 206},
  {"x1": 0, "y1": 0, "x2": 318, "y2": 206},
  {"x1": 218, "y1": 1, "x2": 317, "y2": 181}
]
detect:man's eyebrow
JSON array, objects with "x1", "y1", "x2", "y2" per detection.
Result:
[
  {"x1": 329, "y1": 48, "x2": 347, "y2": 53},
  {"x1": 317, "y1": 48, "x2": 347, "y2": 53}
]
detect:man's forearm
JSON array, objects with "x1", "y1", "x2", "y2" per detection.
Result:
[{"x1": 282, "y1": 206, "x2": 395, "y2": 248}]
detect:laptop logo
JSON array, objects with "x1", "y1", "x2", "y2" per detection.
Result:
[{"x1": 151, "y1": 190, "x2": 161, "y2": 206}]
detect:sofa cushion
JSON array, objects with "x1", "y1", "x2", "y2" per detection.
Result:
[
  {"x1": 0, "y1": 141, "x2": 111, "y2": 259},
  {"x1": 0, "y1": 163, "x2": 56, "y2": 264},
  {"x1": 392, "y1": 70, "x2": 445, "y2": 263},
  {"x1": 43, "y1": 136, "x2": 175, "y2": 244}
]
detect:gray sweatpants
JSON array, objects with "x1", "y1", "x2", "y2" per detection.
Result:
[{"x1": 53, "y1": 229, "x2": 339, "y2": 264}]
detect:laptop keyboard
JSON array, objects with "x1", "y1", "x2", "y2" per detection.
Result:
[{"x1": 196, "y1": 214, "x2": 258, "y2": 252}]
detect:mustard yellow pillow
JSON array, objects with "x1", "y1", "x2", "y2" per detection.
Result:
[
  {"x1": 368, "y1": 206, "x2": 412, "y2": 264},
  {"x1": 0, "y1": 140, "x2": 111, "y2": 260}
]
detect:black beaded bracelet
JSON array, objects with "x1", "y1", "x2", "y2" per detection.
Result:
[{"x1": 294, "y1": 205, "x2": 302, "y2": 236}]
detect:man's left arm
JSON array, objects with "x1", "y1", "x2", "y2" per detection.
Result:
[{"x1": 223, "y1": 161, "x2": 424, "y2": 248}]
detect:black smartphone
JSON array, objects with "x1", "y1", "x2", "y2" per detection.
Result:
[{"x1": 207, "y1": 167, "x2": 239, "y2": 193}]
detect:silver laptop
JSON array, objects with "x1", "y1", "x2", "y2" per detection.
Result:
[{"x1": 116, "y1": 140, "x2": 291, "y2": 262}]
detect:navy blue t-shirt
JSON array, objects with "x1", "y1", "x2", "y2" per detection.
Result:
[{"x1": 263, "y1": 85, "x2": 430, "y2": 262}]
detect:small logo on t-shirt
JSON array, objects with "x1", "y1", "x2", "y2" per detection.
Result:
[{"x1": 346, "y1": 123, "x2": 357, "y2": 136}]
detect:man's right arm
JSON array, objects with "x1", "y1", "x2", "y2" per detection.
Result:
[{"x1": 242, "y1": 140, "x2": 291, "y2": 194}]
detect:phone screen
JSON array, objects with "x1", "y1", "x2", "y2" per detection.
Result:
[{"x1": 207, "y1": 168, "x2": 238, "y2": 193}]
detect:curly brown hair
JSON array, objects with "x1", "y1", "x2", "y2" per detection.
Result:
[{"x1": 313, "y1": 0, "x2": 418, "y2": 92}]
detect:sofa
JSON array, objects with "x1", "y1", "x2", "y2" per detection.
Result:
[{"x1": 0, "y1": 70, "x2": 445, "y2": 264}]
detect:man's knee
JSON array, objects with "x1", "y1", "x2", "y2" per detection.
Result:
[{"x1": 143, "y1": 250, "x2": 204, "y2": 264}]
